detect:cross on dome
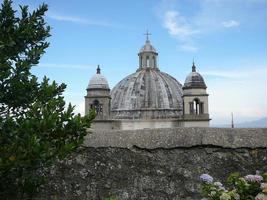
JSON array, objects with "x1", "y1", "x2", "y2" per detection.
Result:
[{"x1": 144, "y1": 30, "x2": 151, "y2": 42}]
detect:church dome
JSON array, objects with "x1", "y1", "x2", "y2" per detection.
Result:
[
  {"x1": 183, "y1": 63, "x2": 206, "y2": 89},
  {"x1": 111, "y1": 68, "x2": 183, "y2": 119},
  {"x1": 87, "y1": 65, "x2": 109, "y2": 90}
]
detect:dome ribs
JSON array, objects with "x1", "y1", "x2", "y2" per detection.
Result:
[{"x1": 110, "y1": 69, "x2": 183, "y2": 119}]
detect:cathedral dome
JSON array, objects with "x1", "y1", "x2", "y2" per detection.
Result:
[
  {"x1": 87, "y1": 65, "x2": 109, "y2": 90},
  {"x1": 111, "y1": 68, "x2": 183, "y2": 119},
  {"x1": 183, "y1": 63, "x2": 206, "y2": 89}
]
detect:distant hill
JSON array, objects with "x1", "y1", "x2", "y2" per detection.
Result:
[
  {"x1": 212, "y1": 117, "x2": 267, "y2": 128},
  {"x1": 236, "y1": 117, "x2": 267, "y2": 128}
]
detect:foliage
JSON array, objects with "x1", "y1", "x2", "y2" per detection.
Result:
[
  {"x1": 104, "y1": 196, "x2": 117, "y2": 200},
  {"x1": 0, "y1": 0, "x2": 95, "y2": 199},
  {"x1": 200, "y1": 172, "x2": 267, "y2": 200}
]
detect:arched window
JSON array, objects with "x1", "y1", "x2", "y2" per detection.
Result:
[
  {"x1": 90, "y1": 99, "x2": 103, "y2": 115},
  {"x1": 190, "y1": 98, "x2": 204, "y2": 115},
  {"x1": 189, "y1": 102, "x2": 194, "y2": 114},
  {"x1": 200, "y1": 102, "x2": 204, "y2": 114},
  {"x1": 193, "y1": 99, "x2": 198, "y2": 114},
  {"x1": 146, "y1": 56, "x2": 149, "y2": 67},
  {"x1": 153, "y1": 56, "x2": 156, "y2": 68}
]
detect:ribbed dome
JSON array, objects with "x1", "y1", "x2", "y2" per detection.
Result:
[
  {"x1": 111, "y1": 68, "x2": 183, "y2": 119},
  {"x1": 183, "y1": 63, "x2": 206, "y2": 89},
  {"x1": 87, "y1": 66, "x2": 109, "y2": 90},
  {"x1": 139, "y1": 40, "x2": 157, "y2": 54}
]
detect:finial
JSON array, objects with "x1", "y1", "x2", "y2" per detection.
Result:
[
  {"x1": 144, "y1": 30, "x2": 151, "y2": 42},
  {"x1": 96, "y1": 65, "x2": 101, "y2": 74},
  {"x1": 192, "y1": 59, "x2": 196, "y2": 72},
  {"x1": 231, "y1": 112, "x2": 234, "y2": 128}
]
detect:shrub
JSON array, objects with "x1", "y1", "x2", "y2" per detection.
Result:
[{"x1": 200, "y1": 172, "x2": 267, "y2": 200}]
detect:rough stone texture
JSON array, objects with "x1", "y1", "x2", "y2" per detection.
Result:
[{"x1": 40, "y1": 128, "x2": 267, "y2": 200}]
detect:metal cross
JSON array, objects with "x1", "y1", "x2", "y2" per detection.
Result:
[{"x1": 144, "y1": 30, "x2": 151, "y2": 41}]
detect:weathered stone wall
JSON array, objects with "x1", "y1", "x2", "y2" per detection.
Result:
[{"x1": 41, "y1": 128, "x2": 267, "y2": 200}]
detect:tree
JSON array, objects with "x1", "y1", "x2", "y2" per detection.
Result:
[{"x1": 0, "y1": 1, "x2": 95, "y2": 199}]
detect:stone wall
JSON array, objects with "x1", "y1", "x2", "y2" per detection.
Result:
[
  {"x1": 41, "y1": 128, "x2": 267, "y2": 200},
  {"x1": 92, "y1": 119, "x2": 183, "y2": 130}
]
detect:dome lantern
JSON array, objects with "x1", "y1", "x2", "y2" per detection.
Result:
[{"x1": 138, "y1": 31, "x2": 159, "y2": 70}]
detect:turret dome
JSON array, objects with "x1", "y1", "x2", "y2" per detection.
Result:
[
  {"x1": 183, "y1": 62, "x2": 206, "y2": 89},
  {"x1": 87, "y1": 65, "x2": 109, "y2": 90}
]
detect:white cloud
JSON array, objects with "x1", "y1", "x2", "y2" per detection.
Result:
[
  {"x1": 203, "y1": 67, "x2": 267, "y2": 79},
  {"x1": 38, "y1": 63, "x2": 93, "y2": 70},
  {"x1": 179, "y1": 44, "x2": 198, "y2": 52},
  {"x1": 222, "y1": 20, "x2": 240, "y2": 28},
  {"x1": 46, "y1": 12, "x2": 135, "y2": 30},
  {"x1": 157, "y1": 0, "x2": 267, "y2": 52},
  {"x1": 162, "y1": 10, "x2": 199, "y2": 52},
  {"x1": 163, "y1": 11, "x2": 198, "y2": 39},
  {"x1": 246, "y1": 0, "x2": 267, "y2": 4},
  {"x1": 47, "y1": 12, "x2": 113, "y2": 27}
]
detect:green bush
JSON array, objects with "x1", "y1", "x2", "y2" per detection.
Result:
[
  {"x1": 200, "y1": 173, "x2": 267, "y2": 200},
  {"x1": 0, "y1": 0, "x2": 95, "y2": 199},
  {"x1": 104, "y1": 196, "x2": 117, "y2": 200}
]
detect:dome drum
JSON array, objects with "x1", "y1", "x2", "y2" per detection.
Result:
[{"x1": 111, "y1": 108, "x2": 182, "y2": 120}]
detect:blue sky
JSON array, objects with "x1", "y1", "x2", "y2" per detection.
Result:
[{"x1": 12, "y1": 0, "x2": 267, "y2": 125}]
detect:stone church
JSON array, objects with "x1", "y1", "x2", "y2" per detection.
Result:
[{"x1": 85, "y1": 35, "x2": 210, "y2": 130}]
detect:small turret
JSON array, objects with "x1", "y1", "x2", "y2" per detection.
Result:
[
  {"x1": 85, "y1": 65, "x2": 111, "y2": 120},
  {"x1": 182, "y1": 62, "x2": 210, "y2": 127}
]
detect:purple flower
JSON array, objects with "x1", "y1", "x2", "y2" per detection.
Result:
[
  {"x1": 200, "y1": 174, "x2": 213, "y2": 183},
  {"x1": 244, "y1": 175, "x2": 263, "y2": 183}
]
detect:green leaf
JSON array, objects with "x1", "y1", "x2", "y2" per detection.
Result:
[{"x1": 0, "y1": 1, "x2": 94, "y2": 199}]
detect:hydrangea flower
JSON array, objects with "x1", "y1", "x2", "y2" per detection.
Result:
[
  {"x1": 200, "y1": 174, "x2": 214, "y2": 183},
  {"x1": 255, "y1": 193, "x2": 267, "y2": 200},
  {"x1": 238, "y1": 177, "x2": 247, "y2": 184},
  {"x1": 245, "y1": 175, "x2": 263, "y2": 183},
  {"x1": 229, "y1": 191, "x2": 240, "y2": 200},
  {"x1": 261, "y1": 183, "x2": 267, "y2": 190},
  {"x1": 220, "y1": 193, "x2": 231, "y2": 200},
  {"x1": 213, "y1": 182, "x2": 226, "y2": 191},
  {"x1": 210, "y1": 191, "x2": 216, "y2": 197},
  {"x1": 214, "y1": 182, "x2": 223, "y2": 187}
]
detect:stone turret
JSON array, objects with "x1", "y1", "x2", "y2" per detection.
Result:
[
  {"x1": 85, "y1": 65, "x2": 111, "y2": 120},
  {"x1": 182, "y1": 62, "x2": 210, "y2": 127}
]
